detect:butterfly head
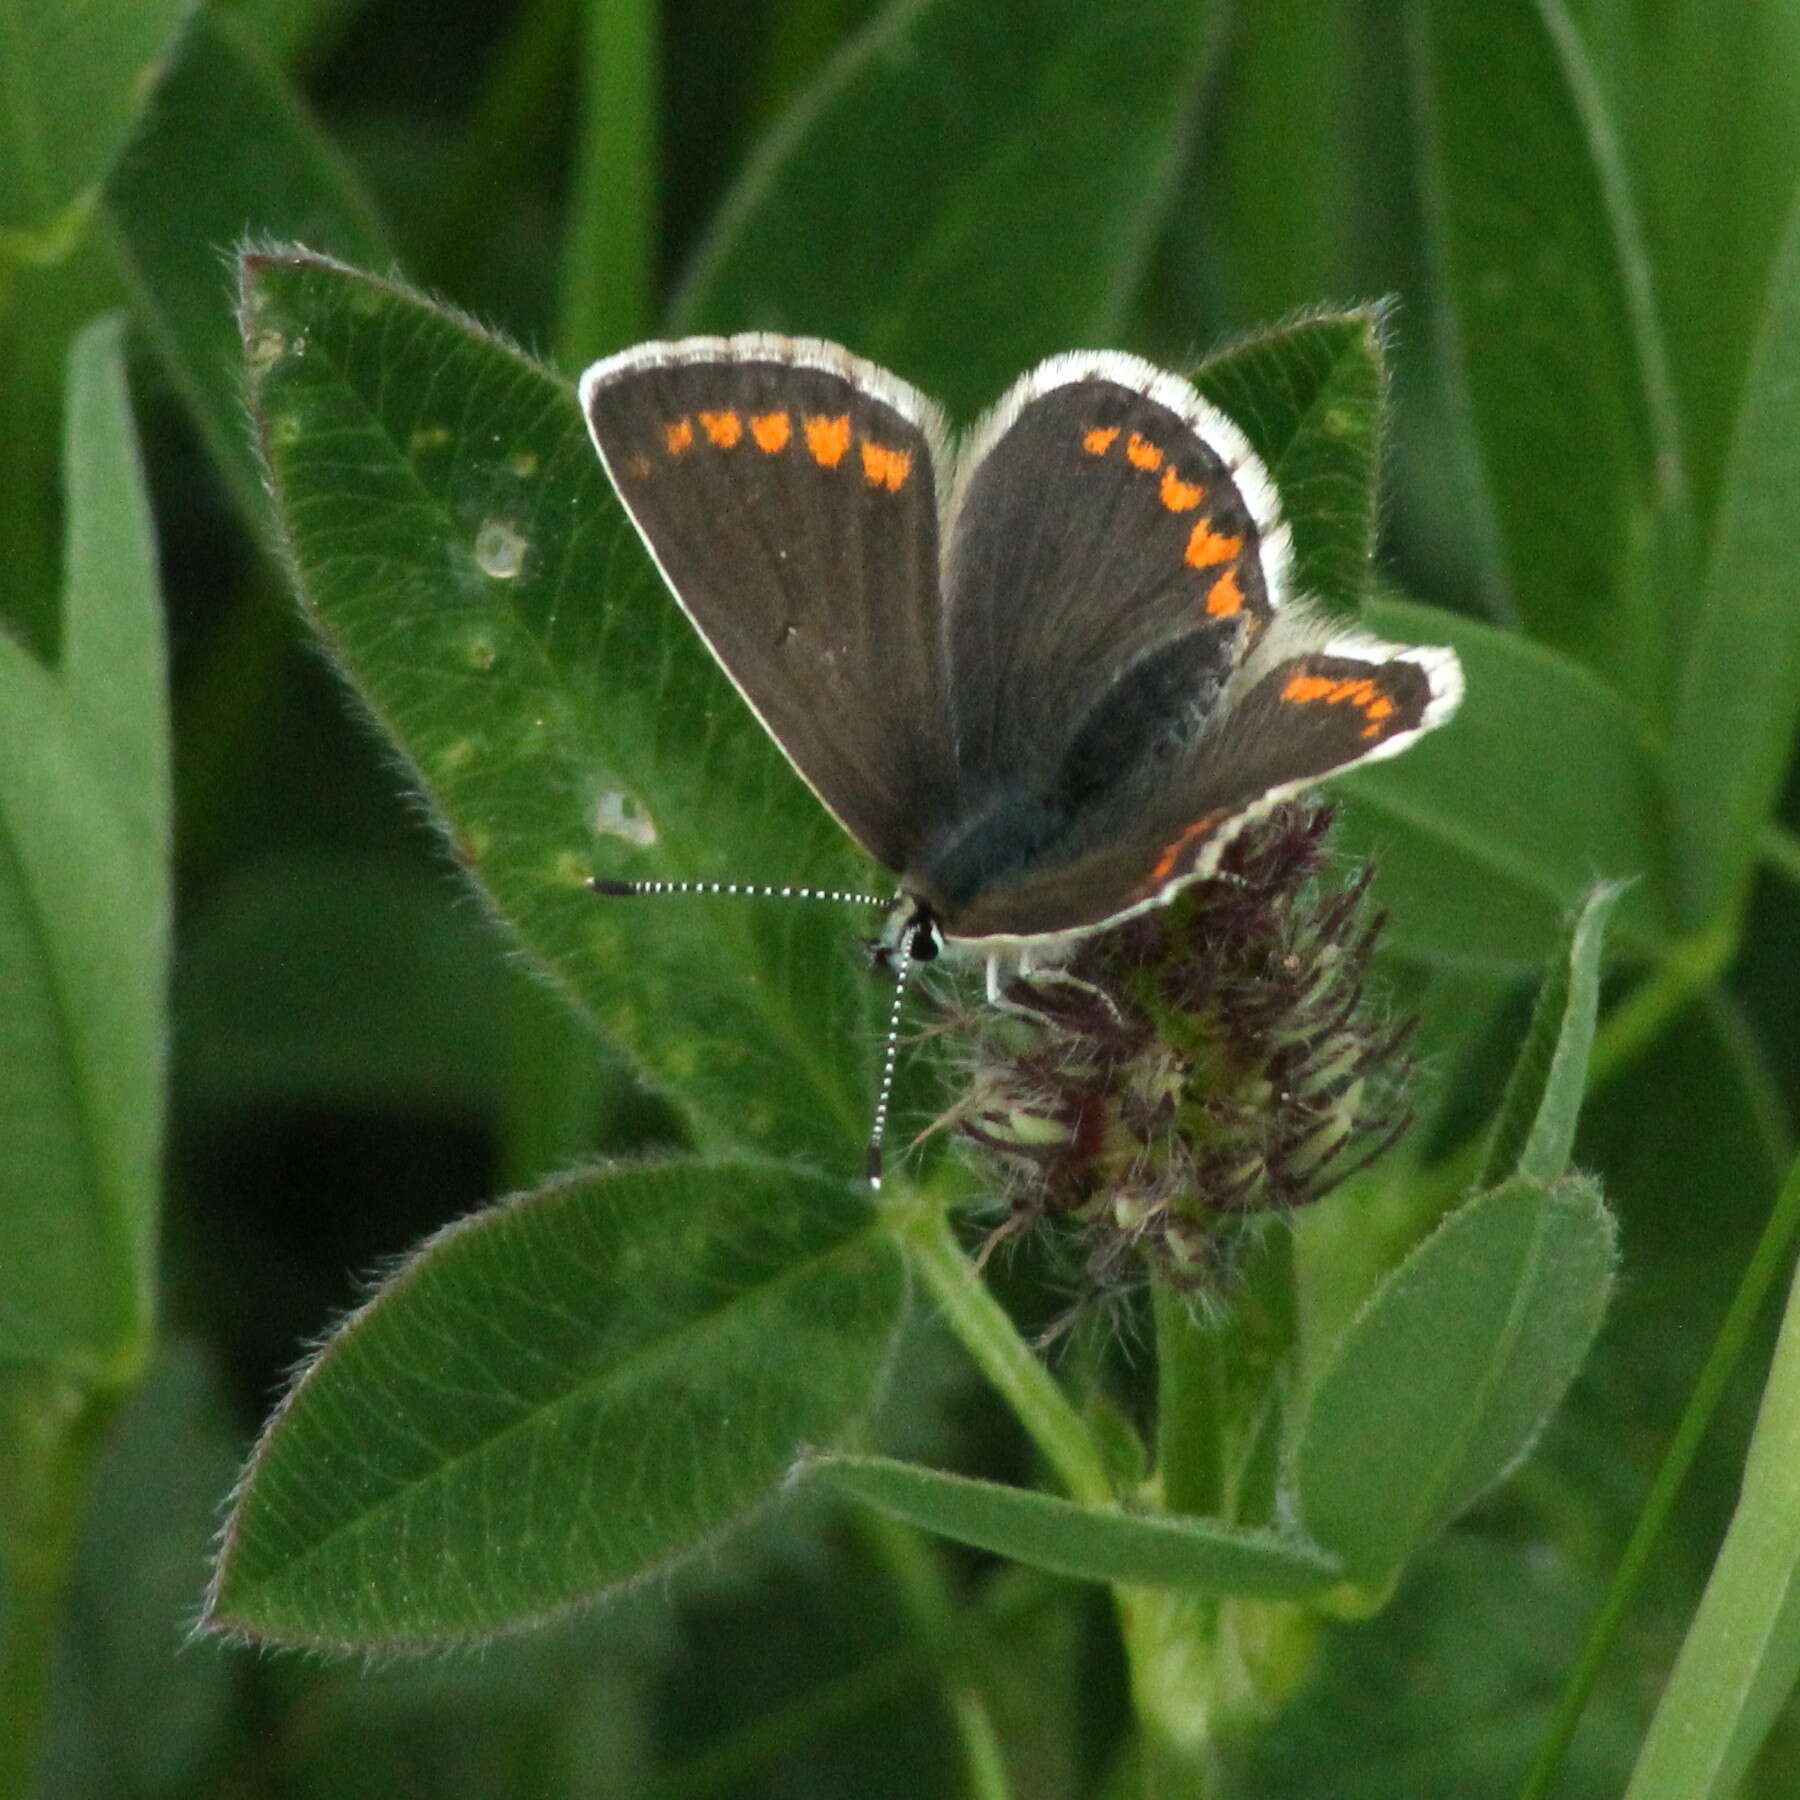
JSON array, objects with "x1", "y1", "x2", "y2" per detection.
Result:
[{"x1": 871, "y1": 895, "x2": 943, "y2": 974}]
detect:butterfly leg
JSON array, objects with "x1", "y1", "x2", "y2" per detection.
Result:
[
  {"x1": 982, "y1": 949, "x2": 1124, "y2": 1027},
  {"x1": 1015, "y1": 963, "x2": 1125, "y2": 1026},
  {"x1": 984, "y1": 952, "x2": 1045, "y2": 1012},
  {"x1": 984, "y1": 954, "x2": 1010, "y2": 1005}
]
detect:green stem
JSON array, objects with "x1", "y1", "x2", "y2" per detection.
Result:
[
  {"x1": 170, "y1": 568, "x2": 291, "y2": 886},
  {"x1": 905, "y1": 1204, "x2": 1231, "y2": 1795},
  {"x1": 1115, "y1": 1590, "x2": 1225, "y2": 1800},
  {"x1": 420, "y1": 0, "x2": 578, "y2": 293},
  {"x1": 741, "y1": 0, "x2": 863, "y2": 130},
  {"x1": 496, "y1": 970, "x2": 610, "y2": 1189},
  {"x1": 1152, "y1": 1280, "x2": 1222, "y2": 1517},
  {"x1": 1588, "y1": 919, "x2": 1733, "y2": 1091},
  {"x1": 900, "y1": 1201, "x2": 1113, "y2": 1508},
  {"x1": 859, "y1": 1511, "x2": 1013, "y2": 1800},
  {"x1": 651, "y1": 1569, "x2": 1059, "y2": 1799},
  {"x1": 0, "y1": 1369, "x2": 116, "y2": 1800},
  {"x1": 557, "y1": 0, "x2": 660, "y2": 362},
  {"x1": 1517, "y1": 1148, "x2": 1800, "y2": 1800},
  {"x1": 1760, "y1": 820, "x2": 1800, "y2": 893}
]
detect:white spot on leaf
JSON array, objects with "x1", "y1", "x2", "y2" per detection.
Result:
[
  {"x1": 593, "y1": 789, "x2": 657, "y2": 847},
  {"x1": 245, "y1": 328, "x2": 285, "y2": 372},
  {"x1": 474, "y1": 519, "x2": 527, "y2": 579}
]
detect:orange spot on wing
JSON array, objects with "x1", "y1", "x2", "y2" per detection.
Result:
[
  {"x1": 663, "y1": 417, "x2": 694, "y2": 455},
  {"x1": 1082, "y1": 426, "x2": 1120, "y2": 455},
  {"x1": 1146, "y1": 811, "x2": 1227, "y2": 887},
  {"x1": 804, "y1": 413, "x2": 851, "y2": 468},
  {"x1": 1126, "y1": 432, "x2": 1163, "y2": 471},
  {"x1": 1204, "y1": 570, "x2": 1244, "y2": 617},
  {"x1": 860, "y1": 441, "x2": 912, "y2": 491},
  {"x1": 750, "y1": 411, "x2": 791, "y2": 453},
  {"x1": 699, "y1": 409, "x2": 743, "y2": 448},
  {"x1": 1160, "y1": 467, "x2": 1204, "y2": 512},
  {"x1": 625, "y1": 453, "x2": 652, "y2": 478},
  {"x1": 1185, "y1": 521, "x2": 1242, "y2": 569},
  {"x1": 1280, "y1": 671, "x2": 1402, "y2": 739}
]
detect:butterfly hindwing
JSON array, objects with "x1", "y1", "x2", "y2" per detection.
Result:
[
  {"x1": 939, "y1": 640, "x2": 1461, "y2": 942},
  {"x1": 581, "y1": 336, "x2": 957, "y2": 874}
]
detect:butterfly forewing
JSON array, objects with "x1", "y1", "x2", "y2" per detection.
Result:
[
  {"x1": 582, "y1": 338, "x2": 957, "y2": 874},
  {"x1": 941, "y1": 357, "x2": 1290, "y2": 792}
]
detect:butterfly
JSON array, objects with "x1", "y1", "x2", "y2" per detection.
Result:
[{"x1": 580, "y1": 335, "x2": 1462, "y2": 1176}]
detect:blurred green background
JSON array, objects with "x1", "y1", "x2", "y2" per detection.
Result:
[{"x1": 3, "y1": 0, "x2": 1800, "y2": 1794}]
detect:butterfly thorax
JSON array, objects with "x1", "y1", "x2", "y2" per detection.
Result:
[{"x1": 905, "y1": 784, "x2": 1071, "y2": 923}]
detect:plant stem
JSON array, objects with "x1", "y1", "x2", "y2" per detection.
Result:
[
  {"x1": 421, "y1": 0, "x2": 576, "y2": 289},
  {"x1": 900, "y1": 1200, "x2": 1114, "y2": 1508},
  {"x1": 1115, "y1": 1589, "x2": 1226, "y2": 1799},
  {"x1": 859, "y1": 1511, "x2": 1014, "y2": 1800},
  {"x1": 0, "y1": 1368, "x2": 115, "y2": 1800},
  {"x1": 651, "y1": 1569, "x2": 1060, "y2": 1800},
  {"x1": 1588, "y1": 918, "x2": 1732, "y2": 1090},
  {"x1": 904, "y1": 1202, "x2": 1233, "y2": 1795},
  {"x1": 496, "y1": 970, "x2": 612, "y2": 1190},
  {"x1": 1761, "y1": 820, "x2": 1800, "y2": 893},
  {"x1": 1153, "y1": 1280, "x2": 1223, "y2": 1517},
  {"x1": 557, "y1": 0, "x2": 660, "y2": 361},
  {"x1": 1518, "y1": 1148, "x2": 1800, "y2": 1800}
]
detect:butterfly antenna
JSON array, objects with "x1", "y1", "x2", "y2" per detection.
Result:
[
  {"x1": 865, "y1": 933, "x2": 915, "y2": 1189},
  {"x1": 589, "y1": 876, "x2": 889, "y2": 907}
]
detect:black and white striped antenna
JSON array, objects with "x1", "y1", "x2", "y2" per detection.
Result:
[
  {"x1": 587, "y1": 873, "x2": 922, "y2": 1186},
  {"x1": 865, "y1": 931, "x2": 916, "y2": 1188},
  {"x1": 588, "y1": 876, "x2": 891, "y2": 907}
]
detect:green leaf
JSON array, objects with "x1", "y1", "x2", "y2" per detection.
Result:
[
  {"x1": 1227, "y1": 1534, "x2": 1641, "y2": 1798},
  {"x1": 0, "y1": 0, "x2": 196, "y2": 264},
  {"x1": 1618, "y1": 1, "x2": 1800, "y2": 525},
  {"x1": 1191, "y1": 307, "x2": 1387, "y2": 617},
  {"x1": 1625, "y1": 1151, "x2": 1800, "y2": 1800},
  {"x1": 239, "y1": 248, "x2": 887, "y2": 1170},
  {"x1": 1294, "y1": 1174, "x2": 1615, "y2": 1583},
  {"x1": 0, "y1": 222, "x2": 123, "y2": 657},
  {"x1": 810, "y1": 1455, "x2": 1340, "y2": 1599},
  {"x1": 1409, "y1": 0, "x2": 1685, "y2": 692},
  {"x1": 217, "y1": 0, "x2": 366, "y2": 71},
  {"x1": 205, "y1": 1157, "x2": 906, "y2": 1649},
  {"x1": 0, "y1": 647, "x2": 157, "y2": 1369},
  {"x1": 1478, "y1": 881, "x2": 1623, "y2": 1189},
  {"x1": 1199, "y1": 1, "x2": 1362, "y2": 328},
  {"x1": 60, "y1": 314, "x2": 169, "y2": 873},
  {"x1": 1337, "y1": 597, "x2": 1666, "y2": 966},
  {"x1": 35, "y1": 1343, "x2": 237, "y2": 1799},
  {"x1": 673, "y1": 0, "x2": 1226, "y2": 413},
  {"x1": 1667, "y1": 184, "x2": 1800, "y2": 932},
  {"x1": 0, "y1": 320, "x2": 165, "y2": 1374},
  {"x1": 104, "y1": 11, "x2": 391, "y2": 525},
  {"x1": 1518, "y1": 1006, "x2": 1794, "y2": 1800}
]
